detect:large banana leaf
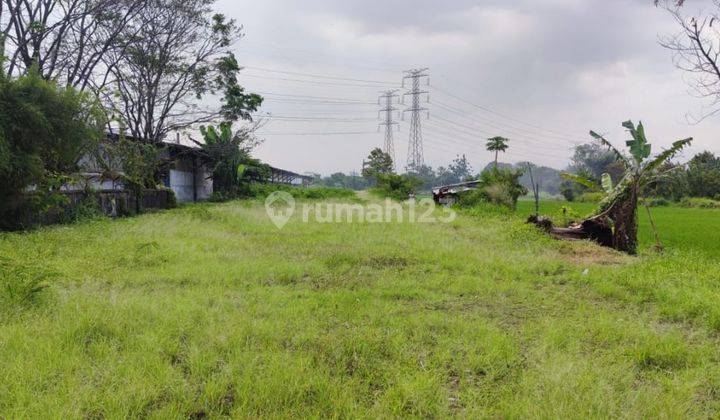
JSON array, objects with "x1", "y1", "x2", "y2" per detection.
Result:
[
  {"x1": 601, "y1": 173, "x2": 613, "y2": 193},
  {"x1": 623, "y1": 120, "x2": 652, "y2": 163},
  {"x1": 642, "y1": 137, "x2": 692, "y2": 174}
]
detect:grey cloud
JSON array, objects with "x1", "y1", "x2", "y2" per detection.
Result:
[{"x1": 219, "y1": 0, "x2": 720, "y2": 174}]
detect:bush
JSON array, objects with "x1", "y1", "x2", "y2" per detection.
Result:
[
  {"x1": 61, "y1": 196, "x2": 101, "y2": 223},
  {"x1": 577, "y1": 192, "x2": 604, "y2": 203},
  {"x1": 560, "y1": 182, "x2": 576, "y2": 202},
  {"x1": 0, "y1": 69, "x2": 104, "y2": 229},
  {"x1": 644, "y1": 197, "x2": 670, "y2": 207},
  {"x1": 457, "y1": 168, "x2": 528, "y2": 210},
  {"x1": 372, "y1": 173, "x2": 423, "y2": 201},
  {"x1": 679, "y1": 197, "x2": 720, "y2": 209},
  {"x1": 550, "y1": 205, "x2": 583, "y2": 228}
]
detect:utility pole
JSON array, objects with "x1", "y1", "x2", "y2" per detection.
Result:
[
  {"x1": 378, "y1": 89, "x2": 400, "y2": 171},
  {"x1": 402, "y1": 68, "x2": 430, "y2": 173}
]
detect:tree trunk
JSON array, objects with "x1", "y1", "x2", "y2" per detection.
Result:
[
  {"x1": 494, "y1": 151, "x2": 498, "y2": 168},
  {"x1": 609, "y1": 186, "x2": 638, "y2": 255}
]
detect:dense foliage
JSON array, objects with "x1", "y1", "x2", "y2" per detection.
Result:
[
  {"x1": 192, "y1": 123, "x2": 270, "y2": 199},
  {"x1": 486, "y1": 136, "x2": 509, "y2": 168},
  {"x1": 315, "y1": 173, "x2": 371, "y2": 190},
  {"x1": 372, "y1": 173, "x2": 424, "y2": 201},
  {"x1": 0, "y1": 69, "x2": 104, "y2": 229},
  {"x1": 361, "y1": 148, "x2": 394, "y2": 183},
  {"x1": 458, "y1": 168, "x2": 528, "y2": 209}
]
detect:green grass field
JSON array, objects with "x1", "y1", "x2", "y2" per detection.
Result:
[{"x1": 2, "y1": 196, "x2": 720, "y2": 417}]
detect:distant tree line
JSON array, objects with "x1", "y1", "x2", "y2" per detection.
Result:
[{"x1": 562, "y1": 142, "x2": 720, "y2": 203}]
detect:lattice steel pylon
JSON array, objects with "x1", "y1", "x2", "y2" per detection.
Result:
[
  {"x1": 378, "y1": 89, "x2": 400, "y2": 171},
  {"x1": 402, "y1": 68, "x2": 430, "y2": 173}
]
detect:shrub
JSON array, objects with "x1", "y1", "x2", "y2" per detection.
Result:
[
  {"x1": 578, "y1": 192, "x2": 604, "y2": 203},
  {"x1": 456, "y1": 188, "x2": 486, "y2": 208},
  {"x1": 680, "y1": 197, "x2": 720, "y2": 209},
  {"x1": 59, "y1": 193, "x2": 104, "y2": 223},
  {"x1": 552, "y1": 205, "x2": 583, "y2": 227},
  {"x1": 0, "y1": 69, "x2": 104, "y2": 229},
  {"x1": 372, "y1": 174, "x2": 423, "y2": 201},
  {"x1": 644, "y1": 197, "x2": 670, "y2": 207},
  {"x1": 457, "y1": 168, "x2": 528, "y2": 210}
]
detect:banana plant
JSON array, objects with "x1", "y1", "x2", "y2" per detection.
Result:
[
  {"x1": 190, "y1": 123, "x2": 270, "y2": 195},
  {"x1": 568, "y1": 120, "x2": 691, "y2": 254}
]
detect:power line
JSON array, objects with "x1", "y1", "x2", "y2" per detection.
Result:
[
  {"x1": 256, "y1": 91, "x2": 376, "y2": 103},
  {"x1": 428, "y1": 115, "x2": 573, "y2": 153},
  {"x1": 432, "y1": 100, "x2": 579, "y2": 146},
  {"x1": 241, "y1": 73, "x2": 400, "y2": 89},
  {"x1": 238, "y1": 41, "x2": 403, "y2": 73},
  {"x1": 424, "y1": 124, "x2": 571, "y2": 159},
  {"x1": 260, "y1": 98, "x2": 377, "y2": 106},
  {"x1": 255, "y1": 130, "x2": 377, "y2": 136},
  {"x1": 262, "y1": 115, "x2": 377, "y2": 122},
  {"x1": 431, "y1": 83, "x2": 581, "y2": 142},
  {"x1": 423, "y1": 121, "x2": 572, "y2": 159},
  {"x1": 245, "y1": 66, "x2": 395, "y2": 85}
]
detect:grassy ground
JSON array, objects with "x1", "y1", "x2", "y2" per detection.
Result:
[{"x1": 2, "y1": 196, "x2": 720, "y2": 417}]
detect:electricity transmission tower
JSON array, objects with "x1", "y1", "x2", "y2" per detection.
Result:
[
  {"x1": 378, "y1": 89, "x2": 400, "y2": 171},
  {"x1": 402, "y1": 68, "x2": 430, "y2": 173}
]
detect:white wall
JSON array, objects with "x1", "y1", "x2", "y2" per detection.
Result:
[{"x1": 170, "y1": 169, "x2": 213, "y2": 203}]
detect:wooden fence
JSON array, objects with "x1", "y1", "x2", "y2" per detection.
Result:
[{"x1": 60, "y1": 189, "x2": 176, "y2": 218}]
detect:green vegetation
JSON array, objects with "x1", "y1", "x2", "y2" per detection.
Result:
[
  {"x1": 192, "y1": 123, "x2": 270, "y2": 199},
  {"x1": 0, "y1": 68, "x2": 104, "y2": 230},
  {"x1": 457, "y1": 168, "x2": 528, "y2": 209},
  {"x1": 679, "y1": 197, "x2": 720, "y2": 209},
  {"x1": 361, "y1": 148, "x2": 394, "y2": 182},
  {"x1": 485, "y1": 136, "x2": 509, "y2": 168},
  {"x1": 2, "y1": 196, "x2": 720, "y2": 417},
  {"x1": 371, "y1": 173, "x2": 423, "y2": 200}
]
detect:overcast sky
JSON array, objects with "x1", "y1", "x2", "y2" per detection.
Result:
[{"x1": 216, "y1": 0, "x2": 720, "y2": 175}]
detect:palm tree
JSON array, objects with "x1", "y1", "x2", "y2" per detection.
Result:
[{"x1": 486, "y1": 136, "x2": 509, "y2": 168}]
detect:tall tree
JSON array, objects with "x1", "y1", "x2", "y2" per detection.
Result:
[
  {"x1": 449, "y1": 154, "x2": 473, "y2": 181},
  {"x1": 362, "y1": 148, "x2": 394, "y2": 182},
  {"x1": 0, "y1": 0, "x2": 145, "y2": 90},
  {"x1": 486, "y1": 136, "x2": 509, "y2": 168},
  {"x1": 569, "y1": 143, "x2": 625, "y2": 182},
  {"x1": 104, "y1": 0, "x2": 262, "y2": 142},
  {"x1": 686, "y1": 151, "x2": 720, "y2": 198}
]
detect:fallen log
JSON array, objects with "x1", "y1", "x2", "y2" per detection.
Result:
[{"x1": 528, "y1": 215, "x2": 614, "y2": 248}]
